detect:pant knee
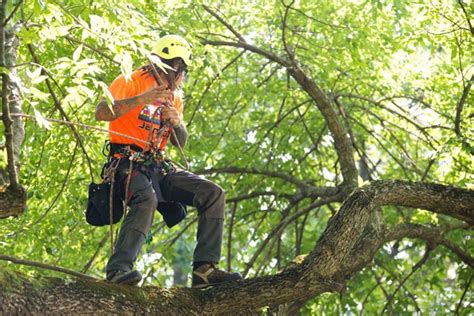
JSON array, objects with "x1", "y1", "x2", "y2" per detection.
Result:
[
  {"x1": 127, "y1": 188, "x2": 157, "y2": 234},
  {"x1": 198, "y1": 184, "x2": 225, "y2": 219},
  {"x1": 131, "y1": 187, "x2": 158, "y2": 208}
]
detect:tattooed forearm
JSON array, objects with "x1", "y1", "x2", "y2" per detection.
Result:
[{"x1": 95, "y1": 96, "x2": 142, "y2": 121}]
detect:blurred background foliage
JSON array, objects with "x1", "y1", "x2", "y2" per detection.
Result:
[{"x1": 0, "y1": 0, "x2": 472, "y2": 314}]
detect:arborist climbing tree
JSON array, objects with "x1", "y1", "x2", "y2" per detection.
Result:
[{"x1": 93, "y1": 34, "x2": 242, "y2": 287}]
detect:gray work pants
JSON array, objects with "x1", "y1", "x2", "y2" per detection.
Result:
[{"x1": 106, "y1": 169, "x2": 225, "y2": 273}]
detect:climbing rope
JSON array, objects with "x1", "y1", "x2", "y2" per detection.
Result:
[{"x1": 9, "y1": 112, "x2": 189, "y2": 168}]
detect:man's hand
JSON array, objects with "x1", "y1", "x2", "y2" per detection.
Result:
[
  {"x1": 162, "y1": 106, "x2": 181, "y2": 127},
  {"x1": 138, "y1": 86, "x2": 173, "y2": 104}
]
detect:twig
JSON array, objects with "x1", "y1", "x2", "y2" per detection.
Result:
[
  {"x1": 243, "y1": 195, "x2": 341, "y2": 277},
  {"x1": 64, "y1": 35, "x2": 119, "y2": 65},
  {"x1": 227, "y1": 202, "x2": 237, "y2": 272},
  {"x1": 0, "y1": 254, "x2": 97, "y2": 280},
  {"x1": 281, "y1": 0, "x2": 296, "y2": 61},
  {"x1": 455, "y1": 274, "x2": 473, "y2": 315},
  {"x1": 186, "y1": 50, "x2": 244, "y2": 127},
  {"x1": 11, "y1": 141, "x2": 78, "y2": 237},
  {"x1": 454, "y1": 74, "x2": 473, "y2": 138},
  {"x1": 457, "y1": 0, "x2": 474, "y2": 36},
  {"x1": 26, "y1": 42, "x2": 95, "y2": 181},
  {"x1": 3, "y1": 0, "x2": 22, "y2": 26},
  {"x1": 381, "y1": 243, "x2": 434, "y2": 314},
  {"x1": 82, "y1": 230, "x2": 109, "y2": 273},
  {"x1": 202, "y1": 5, "x2": 246, "y2": 43}
]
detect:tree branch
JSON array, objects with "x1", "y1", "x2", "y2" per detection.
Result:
[
  {"x1": 381, "y1": 243, "x2": 434, "y2": 314},
  {"x1": 1, "y1": 180, "x2": 472, "y2": 314},
  {"x1": 0, "y1": 255, "x2": 96, "y2": 280},
  {"x1": 384, "y1": 222, "x2": 474, "y2": 268},
  {"x1": 457, "y1": 0, "x2": 474, "y2": 35},
  {"x1": 195, "y1": 166, "x2": 338, "y2": 195},
  {"x1": 202, "y1": 5, "x2": 246, "y2": 43},
  {"x1": 3, "y1": 0, "x2": 22, "y2": 26},
  {"x1": 202, "y1": 30, "x2": 358, "y2": 187},
  {"x1": 26, "y1": 42, "x2": 95, "y2": 181},
  {"x1": 454, "y1": 74, "x2": 473, "y2": 138}
]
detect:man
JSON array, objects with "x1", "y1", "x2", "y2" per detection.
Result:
[{"x1": 95, "y1": 35, "x2": 242, "y2": 288}]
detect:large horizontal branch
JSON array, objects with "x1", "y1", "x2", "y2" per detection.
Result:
[
  {"x1": 2, "y1": 180, "x2": 472, "y2": 314},
  {"x1": 301, "y1": 180, "x2": 474, "y2": 284},
  {"x1": 372, "y1": 180, "x2": 474, "y2": 225}
]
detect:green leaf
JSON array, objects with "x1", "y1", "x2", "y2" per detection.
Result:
[
  {"x1": 72, "y1": 44, "x2": 83, "y2": 62},
  {"x1": 33, "y1": 108, "x2": 52, "y2": 130}
]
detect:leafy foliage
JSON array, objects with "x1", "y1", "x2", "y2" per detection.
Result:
[{"x1": 1, "y1": 0, "x2": 472, "y2": 314}]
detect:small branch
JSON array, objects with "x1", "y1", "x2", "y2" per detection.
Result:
[
  {"x1": 454, "y1": 74, "x2": 473, "y2": 138},
  {"x1": 227, "y1": 191, "x2": 292, "y2": 203},
  {"x1": 0, "y1": 254, "x2": 97, "y2": 280},
  {"x1": 187, "y1": 50, "x2": 244, "y2": 127},
  {"x1": 281, "y1": 0, "x2": 296, "y2": 61},
  {"x1": 64, "y1": 35, "x2": 119, "y2": 64},
  {"x1": 202, "y1": 5, "x2": 246, "y2": 43},
  {"x1": 201, "y1": 38, "x2": 291, "y2": 68},
  {"x1": 195, "y1": 166, "x2": 338, "y2": 195},
  {"x1": 82, "y1": 232, "x2": 109, "y2": 273},
  {"x1": 243, "y1": 194, "x2": 342, "y2": 277},
  {"x1": 457, "y1": 0, "x2": 474, "y2": 36},
  {"x1": 455, "y1": 274, "x2": 473, "y2": 315},
  {"x1": 381, "y1": 243, "x2": 434, "y2": 314},
  {"x1": 3, "y1": 0, "x2": 22, "y2": 26},
  {"x1": 227, "y1": 202, "x2": 237, "y2": 272},
  {"x1": 384, "y1": 222, "x2": 474, "y2": 268},
  {"x1": 26, "y1": 42, "x2": 95, "y2": 181}
]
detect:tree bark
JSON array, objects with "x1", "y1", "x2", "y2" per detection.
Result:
[
  {"x1": 0, "y1": 21, "x2": 25, "y2": 218},
  {"x1": 1, "y1": 180, "x2": 472, "y2": 314}
]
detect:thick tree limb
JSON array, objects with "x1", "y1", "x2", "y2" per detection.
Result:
[{"x1": 1, "y1": 180, "x2": 472, "y2": 314}]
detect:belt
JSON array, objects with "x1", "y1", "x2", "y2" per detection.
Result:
[
  {"x1": 108, "y1": 143, "x2": 172, "y2": 171},
  {"x1": 109, "y1": 143, "x2": 144, "y2": 158}
]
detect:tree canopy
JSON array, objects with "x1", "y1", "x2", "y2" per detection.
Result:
[{"x1": 0, "y1": 0, "x2": 473, "y2": 314}]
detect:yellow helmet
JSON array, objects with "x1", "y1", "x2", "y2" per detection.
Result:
[{"x1": 152, "y1": 35, "x2": 192, "y2": 66}]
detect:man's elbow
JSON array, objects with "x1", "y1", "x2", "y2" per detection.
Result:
[{"x1": 95, "y1": 98, "x2": 115, "y2": 121}]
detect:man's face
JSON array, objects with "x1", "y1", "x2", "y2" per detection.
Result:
[{"x1": 172, "y1": 61, "x2": 185, "y2": 87}]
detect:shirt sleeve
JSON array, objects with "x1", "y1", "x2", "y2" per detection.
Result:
[{"x1": 108, "y1": 75, "x2": 138, "y2": 101}]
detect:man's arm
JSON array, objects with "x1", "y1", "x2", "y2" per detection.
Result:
[
  {"x1": 161, "y1": 106, "x2": 188, "y2": 148},
  {"x1": 171, "y1": 123, "x2": 188, "y2": 148},
  {"x1": 95, "y1": 87, "x2": 173, "y2": 121}
]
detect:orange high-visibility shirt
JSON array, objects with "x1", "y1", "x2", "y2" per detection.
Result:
[{"x1": 107, "y1": 69, "x2": 183, "y2": 150}]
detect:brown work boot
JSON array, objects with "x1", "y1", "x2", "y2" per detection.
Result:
[
  {"x1": 106, "y1": 270, "x2": 142, "y2": 286},
  {"x1": 192, "y1": 263, "x2": 242, "y2": 288}
]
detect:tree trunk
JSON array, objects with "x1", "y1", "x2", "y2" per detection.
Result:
[{"x1": 0, "y1": 24, "x2": 25, "y2": 218}]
